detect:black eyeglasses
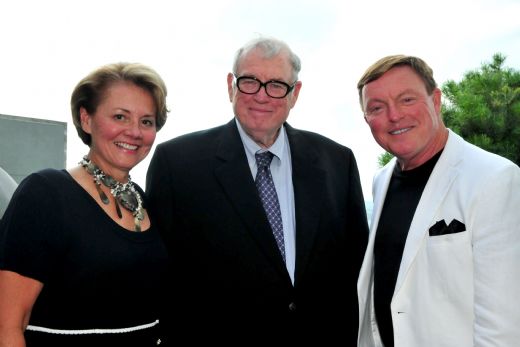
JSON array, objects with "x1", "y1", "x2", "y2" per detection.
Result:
[{"x1": 234, "y1": 75, "x2": 296, "y2": 99}]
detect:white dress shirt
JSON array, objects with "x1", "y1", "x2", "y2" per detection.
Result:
[{"x1": 235, "y1": 119, "x2": 296, "y2": 284}]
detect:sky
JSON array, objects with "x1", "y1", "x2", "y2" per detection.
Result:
[{"x1": 1, "y1": 0, "x2": 519, "y2": 200}]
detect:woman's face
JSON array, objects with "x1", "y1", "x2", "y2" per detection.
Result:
[{"x1": 81, "y1": 81, "x2": 157, "y2": 181}]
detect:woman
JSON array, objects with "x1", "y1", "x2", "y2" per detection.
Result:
[{"x1": 0, "y1": 62, "x2": 169, "y2": 346}]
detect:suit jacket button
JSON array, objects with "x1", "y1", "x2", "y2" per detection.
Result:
[{"x1": 288, "y1": 302, "x2": 296, "y2": 311}]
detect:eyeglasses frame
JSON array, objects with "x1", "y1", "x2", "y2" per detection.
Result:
[{"x1": 233, "y1": 74, "x2": 297, "y2": 99}]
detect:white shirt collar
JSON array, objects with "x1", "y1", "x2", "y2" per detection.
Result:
[{"x1": 235, "y1": 118, "x2": 287, "y2": 162}]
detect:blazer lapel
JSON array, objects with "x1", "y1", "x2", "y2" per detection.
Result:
[
  {"x1": 358, "y1": 159, "x2": 395, "y2": 300},
  {"x1": 285, "y1": 124, "x2": 326, "y2": 282},
  {"x1": 371, "y1": 160, "x2": 396, "y2": 233},
  {"x1": 213, "y1": 120, "x2": 289, "y2": 276},
  {"x1": 394, "y1": 130, "x2": 462, "y2": 294}
]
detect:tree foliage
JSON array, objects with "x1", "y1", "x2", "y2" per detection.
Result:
[
  {"x1": 442, "y1": 53, "x2": 520, "y2": 165},
  {"x1": 377, "y1": 53, "x2": 520, "y2": 168},
  {"x1": 377, "y1": 151, "x2": 394, "y2": 168}
]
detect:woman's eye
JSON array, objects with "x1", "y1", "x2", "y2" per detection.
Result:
[{"x1": 142, "y1": 118, "x2": 156, "y2": 127}]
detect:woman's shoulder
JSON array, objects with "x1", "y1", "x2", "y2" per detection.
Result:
[
  {"x1": 13, "y1": 169, "x2": 73, "y2": 200},
  {"x1": 32, "y1": 168, "x2": 69, "y2": 178},
  {"x1": 23, "y1": 168, "x2": 70, "y2": 185}
]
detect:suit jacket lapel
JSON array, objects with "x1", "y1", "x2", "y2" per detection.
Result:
[
  {"x1": 358, "y1": 158, "x2": 395, "y2": 303},
  {"x1": 394, "y1": 130, "x2": 462, "y2": 294},
  {"x1": 371, "y1": 160, "x2": 396, "y2": 233},
  {"x1": 213, "y1": 120, "x2": 289, "y2": 276},
  {"x1": 285, "y1": 124, "x2": 326, "y2": 282}
]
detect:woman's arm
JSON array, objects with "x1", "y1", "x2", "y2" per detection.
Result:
[{"x1": 0, "y1": 270, "x2": 43, "y2": 347}]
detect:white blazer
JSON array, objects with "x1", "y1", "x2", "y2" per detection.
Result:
[{"x1": 358, "y1": 130, "x2": 520, "y2": 347}]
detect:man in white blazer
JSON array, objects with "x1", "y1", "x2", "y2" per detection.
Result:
[{"x1": 356, "y1": 55, "x2": 520, "y2": 347}]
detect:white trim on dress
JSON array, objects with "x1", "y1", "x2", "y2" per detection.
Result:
[{"x1": 26, "y1": 319, "x2": 159, "y2": 335}]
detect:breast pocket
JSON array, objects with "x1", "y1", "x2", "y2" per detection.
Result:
[{"x1": 425, "y1": 230, "x2": 473, "y2": 300}]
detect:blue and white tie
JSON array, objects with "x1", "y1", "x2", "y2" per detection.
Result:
[{"x1": 255, "y1": 151, "x2": 285, "y2": 262}]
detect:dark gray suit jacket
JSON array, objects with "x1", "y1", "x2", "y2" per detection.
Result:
[{"x1": 146, "y1": 120, "x2": 368, "y2": 345}]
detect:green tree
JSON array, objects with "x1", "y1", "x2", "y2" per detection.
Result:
[
  {"x1": 377, "y1": 151, "x2": 394, "y2": 168},
  {"x1": 377, "y1": 53, "x2": 520, "y2": 168},
  {"x1": 442, "y1": 53, "x2": 520, "y2": 165}
]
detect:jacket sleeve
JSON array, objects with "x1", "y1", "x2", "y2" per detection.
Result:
[{"x1": 471, "y1": 163, "x2": 520, "y2": 346}]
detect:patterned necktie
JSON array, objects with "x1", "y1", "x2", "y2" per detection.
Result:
[{"x1": 255, "y1": 151, "x2": 286, "y2": 262}]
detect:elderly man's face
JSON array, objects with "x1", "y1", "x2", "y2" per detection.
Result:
[{"x1": 227, "y1": 48, "x2": 301, "y2": 148}]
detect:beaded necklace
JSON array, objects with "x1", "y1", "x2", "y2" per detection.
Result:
[{"x1": 80, "y1": 156, "x2": 144, "y2": 232}]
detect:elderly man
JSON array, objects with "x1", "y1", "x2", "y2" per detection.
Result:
[{"x1": 147, "y1": 37, "x2": 368, "y2": 344}]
